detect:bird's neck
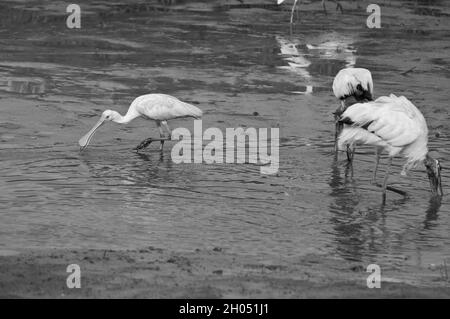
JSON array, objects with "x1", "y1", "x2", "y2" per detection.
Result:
[{"x1": 113, "y1": 108, "x2": 140, "y2": 124}]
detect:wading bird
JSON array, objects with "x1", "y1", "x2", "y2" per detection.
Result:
[
  {"x1": 337, "y1": 94, "x2": 443, "y2": 200},
  {"x1": 277, "y1": 0, "x2": 343, "y2": 24},
  {"x1": 332, "y1": 67, "x2": 374, "y2": 160},
  {"x1": 78, "y1": 94, "x2": 202, "y2": 152},
  {"x1": 332, "y1": 68, "x2": 374, "y2": 159}
]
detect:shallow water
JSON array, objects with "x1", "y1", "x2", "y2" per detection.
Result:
[{"x1": 0, "y1": 0, "x2": 449, "y2": 275}]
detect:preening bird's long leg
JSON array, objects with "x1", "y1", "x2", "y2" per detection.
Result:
[
  {"x1": 373, "y1": 155, "x2": 407, "y2": 198},
  {"x1": 334, "y1": 115, "x2": 342, "y2": 153},
  {"x1": 346, "y1": 145, "x2": 355, "y2": 162},
  {"x1": 334, "y1": 102, "x2": 345, "y2": 153},
  {"x1": 321, "y1": 0, "x2": 343, "y2": 15},
  {"x1": 322, "y1": 0, "x2": 327, "y2": 15},
  {"x1": 334, "y1": 121, "x2": 340, "y2": 152},
  {"x1": 381, "y1": 157, "x2": 393, "y2": 202},
  {"x1": 336, "y1": 1, "x2": 344, "y2": 13},
  {"x1": 372, "y1": 148, "x2": 381, "y2": 184},
  {"x1": 330, "y1": 0, "x2": 343, "y2": 13}
]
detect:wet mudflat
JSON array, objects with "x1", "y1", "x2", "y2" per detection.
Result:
[{"x1": 0, "y1": 0, "x2": 449, "y2": 297}]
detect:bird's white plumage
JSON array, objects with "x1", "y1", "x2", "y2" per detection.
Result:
[
  {"x1": 130, "y1": 94, "x2": 202, "y2": 121},
  {"x1": 78, "y1": 93, "x2": 202, "y2": 150},
  {"x1": 332, "y1": 68, "x2": 373, "y2": 99},
  {"x1": 338, "y1": 94, "x2": 429, "y2": 172}
]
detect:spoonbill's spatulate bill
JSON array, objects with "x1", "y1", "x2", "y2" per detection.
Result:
[
  {"x1": 337, "y1": 94, "x2": 443, "y2": 200},
  {"x1": 78, "y1": 94, "x2": 202, "y2": 151},
  {"x1": 332, "y1": 67, "x2": 374, "y2": 160}
]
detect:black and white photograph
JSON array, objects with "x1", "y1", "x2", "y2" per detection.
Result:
[{"x1": 0, "y1": 0, "x2": 449, "y2": 301}]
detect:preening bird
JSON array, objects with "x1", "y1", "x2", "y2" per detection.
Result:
[
  {"x1": 337, "y1": 94, "x2": 443, "y2": 199},
  {"x1": 277, "y1": 0, "x2": 343, "y2": 24},
  {"x1": 78, "y1": 94, "x2": 202, "y2": 151},
  {"x1": 332, "y1": 67, "x2": 374, "y2": 160}
]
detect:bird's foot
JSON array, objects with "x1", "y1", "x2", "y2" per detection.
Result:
[
  {"x1": 135, "y1": 136, "x2": 172, "y2": 152},
  {"x1": 135, "y1": 138, "x2": 154, "y2": 152},
  {"x1": 374, "y1": 183, "x2": 408, "y2": 197}
]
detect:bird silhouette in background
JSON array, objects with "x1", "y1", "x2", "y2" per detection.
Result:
[
  {"x1": 337, "y1": 94, "x2": 443, "y2": 201},
  {"x1": 277, "y1": 0, "x2": 344, "y2": 24},
  {"x1": 78, "y1": 94, "x2": 202, "y2": 152}
]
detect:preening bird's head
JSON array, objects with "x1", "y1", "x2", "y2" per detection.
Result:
[
  {"x1": 424, "y1": 154, "x2": 443, "y2": 197},
  {"x1": 333, "y1": 68, "x2": 374, "y2": 104}
]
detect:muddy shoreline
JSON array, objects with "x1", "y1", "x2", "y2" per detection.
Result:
[{"x1": 1, "y1": 248, "x2": 449, "y2": 298}]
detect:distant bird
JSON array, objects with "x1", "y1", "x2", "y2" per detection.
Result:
[
  {"x1": 338, "y1": 94, "x2": 443, "y2": 200},
  {"x1": 78, "y1": 94, "x2": 202, "y2": 151},
  {"x1": 277, "y1": 0, "x2": 343, "y2": 24},
  {"x1": 306, "y1": 32, "x2": 357, "y2": 68},
  {"x1": 276, "y1": 36, "x2": 312, "y2": 76},
  {"x1": 332, "y1": 67, "x2": 374, "y2": 160}
]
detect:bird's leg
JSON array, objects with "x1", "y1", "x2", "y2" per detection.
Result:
[
  {"x1": 346, "y1": 144, "x2": 355, "y2": 162},
  {"x1": 322, "y1": 0, "x2": 327, "y2": 15},
  {"x1": 330, "y1": 0, "x2": 343, "y2": 13},
  {"x1": 344, "y1": 159, "x2": 354, "y2": 179},
  {"x1": 290, "y1": 0, "x2": 299, "y2": 24},
  {"x1": 157, "y1": 121, "x2": 172, "y2": 152},
  {"x1": 161, "y1": 121, "x2": 172, "y2": 140},
  {"x1": 381, "y1": 157, "x2": 392, "y2": 202},
  {"x1": 337, "y1": 1, "x2": 343, "y2": 13},
  {"x1": 158, "y1": 121, "x2": 165, "y2": 151},
  {"x1": 373, "y1": 156, "x2": 407, "y2": 198},
  {"x1": 334, "y1": 101, "x2": 345, "y2": 153},
  {"x1": 134, "y1": 121, "x2": 171, "y2": 152},
  {"x1": 296, "y1": 0, "x2": 300, "y2": 22},
  {"x1": 334, "y1": 120, "x2": 340, "y2": 152},
  {"x1": 334, "y1": 115, "x2": 343, "y2": 153},
  {"x1": 371, "y1": 148, "x2": 381, "y2": 184}
]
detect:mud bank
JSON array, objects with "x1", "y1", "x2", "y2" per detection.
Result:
[{"x1": 1, "y1": 247, "x2": 449, "y2": 298}]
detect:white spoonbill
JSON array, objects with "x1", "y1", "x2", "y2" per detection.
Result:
[
  {"x1": 277, "y1": 0, "x2": 343, "y2": 24},
  {"x1": 337, "y1": 94, "x2": 443, "y2": 200},
  {"x1": 332, "y1": 67, "x2": 374, "y2": 160},
  {"x1": 78, "y1": 94, "x2": 202, "y2": 151}
]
